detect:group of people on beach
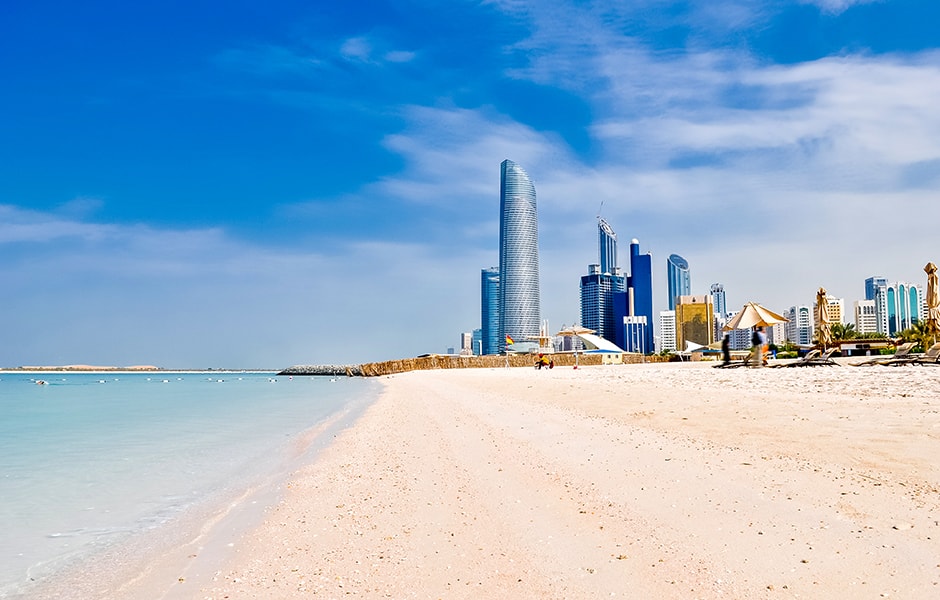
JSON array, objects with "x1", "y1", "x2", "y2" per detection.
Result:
[
  {"x1": 535, "y1": 354, "x2": 554, "y2": 369},
  {"x1": 720, "y1": 326, "x2": 769, "y2": 366}
]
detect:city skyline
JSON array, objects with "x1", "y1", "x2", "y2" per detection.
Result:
[{"x1": 3, "y1": 1, "x2": 940, "y2": 367}]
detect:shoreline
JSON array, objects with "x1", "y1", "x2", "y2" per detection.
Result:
[
  {"x1": 11, "y1": 377, "x2": 379, "y2": 600},
  {"x1": 19, "y1": 361, "x2": 940, "y2": 598}
]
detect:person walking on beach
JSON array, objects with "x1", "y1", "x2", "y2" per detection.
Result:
[
  {"x1": 752, "y1": 326, "x2": 768, "y2": 366},
  {"x1": 721, "y1": 334, "x2": 731, "y2": 366}
]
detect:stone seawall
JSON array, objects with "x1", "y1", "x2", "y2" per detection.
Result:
[{"x1": 280, "y1": 352, "x2": 665, "y2": 378}]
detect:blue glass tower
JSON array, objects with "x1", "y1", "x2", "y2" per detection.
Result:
[
  {"x1": 598, "y1": 218, "x2": 617, "y2": 275},
  {"x1": 666, "y1": 254, "x2": 691, "y2": 311},
  {"x1": 865, "y1": 276, "x2": 887, "y2": 300},
  {"x1": 481, "y1": 267, "x2": 500, "y2": 355},
  {"x1": 581, "y1": 219, "x2": 625, "y2": 344},
  {"x1": 498, "y1": 159, "x2": 540, "y2": 349},
  {"x1": 630, "y1": 240, "x2": 654, "y2": 353},
  {"x1": 613, "y1": 239, "x2": 654, "y2": 353}
]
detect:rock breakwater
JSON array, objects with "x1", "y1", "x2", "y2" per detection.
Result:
[{"x1": 279, "y1": 352, "x2": 661, "y2": 378}]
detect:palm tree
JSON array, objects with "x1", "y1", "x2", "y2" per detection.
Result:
[
  {"x1": 899, "y1": 321, "x2": 933, "y2": 352},
  {"x1": 829, "y1": 322, "x2": 857, "y2": 341}
]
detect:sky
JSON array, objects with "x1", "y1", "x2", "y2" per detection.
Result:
[{"x1": 3, "y1": 0, "x2": 940, "y2": 368}]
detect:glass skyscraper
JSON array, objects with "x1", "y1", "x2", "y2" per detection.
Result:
[
  {"x1": 666, "y1": 254, "x2": 691, "y2": 310},
  {"x1": 480, "y1": 267, "x2": 500, "y2": 355},
  {"x1": 498, "y1": 159, "x2": 540, "y2": 348},
  {"x1": 598, "y1": 218, "x2": 617, "y2": 275},
  {"x1": 613, "y1": 239, "x2": 654, "y2": 353},
  {"x1": 865, "y1": 276, "x2": 888, "y2": 300},
  {"x1": 581, "y1": 219, "x2": 625, "y2": 344}
]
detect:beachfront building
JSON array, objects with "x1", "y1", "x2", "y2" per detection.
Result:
[
  {"x1": 480, "y1": 267, "x2": 500, "y2": 355},
  {"x1": 580, "y1": 219, "x2": 626, "y2": 344},
  {"x1": 710, "y1": 283, "x2": 727, "y2": 342},
  {"x1": 865, "y1": 276, "x2": 888, "y2": 302},
  {"x1": 459, "y1": 332, "x2": 473, "y2": 356},
  {"x1": 675, "y1": 295, "x2": 714, "y2": 351},
  {"x1": 883, "y1": 282, "x2": 924, "y2": 335},
  {"x1": 854, "y1": 300, "x2": 878, "y2": 335},
  {"x1": 815, "y1": 295, "x2": 846, "y2": 331},
  {"x1": 865, "y1": 276, "x2": 889, "y2": 334},
  {"x1": 613, "y1": 239, "x2": 655, "y2": 353},
  {"x1": 873, "y1": 287, "x2": 890, "y2": 335},
  {"x1": 581, "y1": 264, "x2": 626, "y2": 344},
  {"x1": 786, "y1": 306, "x2": 814, "y2": 346},
  {"x1": 498, "y1": 159, "x2": 540, "y2": 351},
  {"x1": 667, "y1": 254, "x2": 691, "y2": 311},
  {"x1": 658, "y1": 310, "x2": 677, "y2": 352},
  {"x1": 724, "y1": 311, "x2": 752, "y2": 350}
]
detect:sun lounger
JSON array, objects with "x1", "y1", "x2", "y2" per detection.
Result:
[
  {"x1": 882, "y1": 342, "x2": 940, "y2": 366},
  {"x1": 850, "y1": 342, "x2": 916, "y2": 366},
  {"x1": 713, "y1": 346, "x2": 767, "y2": 368},
  {"x1": 772, "y1": 348, "x2": 839, "y2": 367},
  {"x1": 713, "y1": 358, "x2": 751, "y2": 368}
]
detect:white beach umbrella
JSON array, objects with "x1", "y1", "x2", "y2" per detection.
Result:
[{"x1": 556, "y1": 325, "x2": 596, "y2": 368}]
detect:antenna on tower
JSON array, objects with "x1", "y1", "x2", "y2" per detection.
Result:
[{"x1": 597, "y1": 200, "x2": 604, "y2": 219}]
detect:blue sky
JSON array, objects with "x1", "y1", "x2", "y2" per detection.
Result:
[{"x1": 3, "y1": 0, "x2": 940, "y2": 367}]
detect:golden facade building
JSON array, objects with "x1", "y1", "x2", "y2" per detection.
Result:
[{"x1": 676, "y1": 295, "x2": 715, "y2": 350}]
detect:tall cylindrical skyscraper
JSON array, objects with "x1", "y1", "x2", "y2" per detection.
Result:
[
  {"x1": 667, "y1": 253, "x2": 691, "y2": 311},
  {"x1": 499, "y1": 159, "x2": 540, "y2": 348}
]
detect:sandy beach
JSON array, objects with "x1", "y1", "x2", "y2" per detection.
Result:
[{"x1": 86, "y1": 361, "x2": 940, "y2": 598}]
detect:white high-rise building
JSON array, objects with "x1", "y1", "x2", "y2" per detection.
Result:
[
  {"x1": 658, "y1": 310, "x2": 676, "y2": 352},
  {"x1": 459, "y1": 332, "x2": 473, "y2": 356},
  {"x1": 786, "y1": 306, "x2": 814, "y2": 346},
  {"x1": 722, "y1": 311, "x2": 751, "y2": 350},
  {"x1": 855, "y1": 299, "x2": 878, "y2": 335}
]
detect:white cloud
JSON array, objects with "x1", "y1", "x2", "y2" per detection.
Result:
[
  {"x1": 340, "y1": 36, "x2": 373, "y2": 62},
  {"x1": 800, "y1": 0, "x2": 881, "y2": 15},
  {"x1": 384, "y1": 50, "x2": 416, "y2": 63}
]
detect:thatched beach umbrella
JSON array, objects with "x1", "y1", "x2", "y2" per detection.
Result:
[
  {"x1": 723, "y1": 302, "x2": 787, "y2": 368},
  {"x1": 722, "y1": 302, "x2": 788, "y2": 331},
  {"x1": 816, "y1": 287, "x2": 832, "y2": 350},
  {"x1": 926, "y1": 262, "x2": 939, "y2": 343}
]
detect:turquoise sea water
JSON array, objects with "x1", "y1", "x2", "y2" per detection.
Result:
[{"x1": 0, "y1": 372, "x2": 377, "y2": 597}]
